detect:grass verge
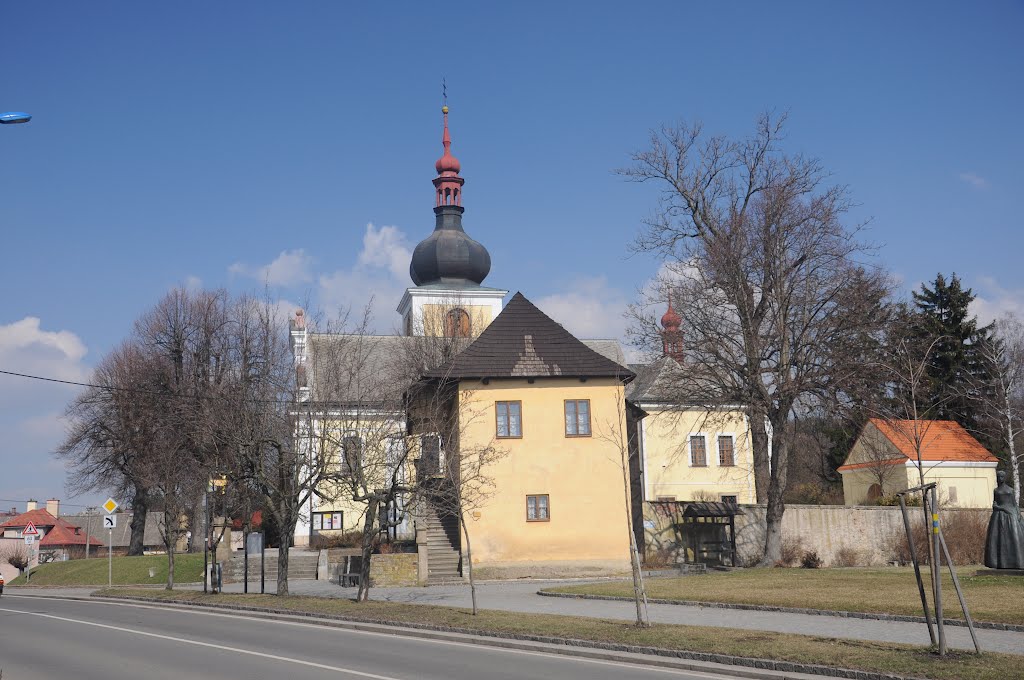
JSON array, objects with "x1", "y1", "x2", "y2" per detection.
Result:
[
  {"x1": 546, "y1": 568, "x2": 1024, "y2": 625},
  {"x1": 98, "y1": 588, "x2": 1021, "y2": 680},
  {"x1": 10, "y1": 553, "x2": 204, "y2": 586}
]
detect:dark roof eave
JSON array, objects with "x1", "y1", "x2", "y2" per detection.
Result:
[{"x1": 420, "y1": 372, "x2": 635, "y2": 384}]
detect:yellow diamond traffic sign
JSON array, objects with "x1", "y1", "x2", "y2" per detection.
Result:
[{"x1": 102, "y1": 498, "x2": 119, "y2": 514}]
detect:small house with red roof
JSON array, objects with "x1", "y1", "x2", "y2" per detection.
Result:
[
  {"x1": 0, "y1": 501, "x2": 103, "y2": 573},
  {"x1": 838, "y1": 418, "x2": 998, "y2": 507}
]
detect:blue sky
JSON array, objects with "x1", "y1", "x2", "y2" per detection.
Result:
[{"x1": 1, "y1": 2, "x2": 1021, "y2": 511}]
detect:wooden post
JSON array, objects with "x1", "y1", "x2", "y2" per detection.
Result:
[
  {"x1": 897, "y1": 493, "x2": 935, "y2": 645},
  {"x1": 930, "y1": 486, "x2": 946, "y2": 655},
  {"x1": 937, "y1": 529, "x2": 980, "y2": 654}
]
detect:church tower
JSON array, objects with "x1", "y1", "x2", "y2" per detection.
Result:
[{"x1": 397, "y1": 105, "x2": 507, "y2": 337}]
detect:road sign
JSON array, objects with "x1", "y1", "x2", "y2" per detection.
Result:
[
  {"x1": 103, "y1": 515, "x2": 117, "y2": 529},
  {"x1": 24, "y1": 535, "x2": 36, "y2": 545},
  {"x1": 22, "y1": 522, "x2": 39, "y2": 536},
  {"x1": 102, "y1": 498, "x2": 119, "y2": 514}
]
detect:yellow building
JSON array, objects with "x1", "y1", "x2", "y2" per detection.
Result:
[
  {"x1": 411, "y1": 293, "x2": 635, "y2": 578},
  {"x1": 838, "y1": 418, "x2": 998, "y2": 508}
]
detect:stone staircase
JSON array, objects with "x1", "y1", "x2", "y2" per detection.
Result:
[
  {"x1": 226, "y1": 548, "x2": 320, "y2": 583},
  {"x1": 422, "y1": 505, "x2": 462, "y2": 584}
]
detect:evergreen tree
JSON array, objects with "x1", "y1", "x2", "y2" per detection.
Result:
[{"x1": 910, "y1": 273, "x2": 995, "y2": 434}]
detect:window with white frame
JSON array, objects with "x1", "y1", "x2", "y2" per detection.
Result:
[
  {"x1": 690, "y1": 435, "x2": 707, "y2": 467},
  {"x1": 340, "y1": 434, "x2": 362, "y2": 475},
  {"x1": 718, "y1": 435, "x2": 735, "y2": 467},
  {"x1": 420, "y1": 433, "x2": 445, "y2": 474}
]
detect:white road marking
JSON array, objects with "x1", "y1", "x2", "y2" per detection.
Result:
[
  {"x1": 0, "y1": 605, "x2": 402, "y2": 679},
  {"x1": 2, "y1": 596, "x2": 722, "y2": 678}
]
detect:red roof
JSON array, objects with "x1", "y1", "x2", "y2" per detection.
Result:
[
  {"x1": 39, "y1": 519, "x2": 103, "y2": 547},
  {"x1": 839, "y1": 419, "x2": 997, "y2": 471},
  {"x1": 0, "y1": 508, "x2": 59, "y2": 529}
]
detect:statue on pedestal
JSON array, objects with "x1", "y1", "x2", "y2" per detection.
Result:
[{"x1": 984, "y1": 470, "x2": 1024, "y2": 570}]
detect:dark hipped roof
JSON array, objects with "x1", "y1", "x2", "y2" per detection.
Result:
[{"x1": 423, "y1": 292, "x2": 634, "y2": 382}]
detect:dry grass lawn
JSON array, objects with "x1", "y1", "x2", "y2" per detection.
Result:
[
  {"x1": 547, "y1": 567, "x2": 1024, "y2": 625},
  {"x1": 98, "y1": 588, "x2": 1024, "y2": 680}
]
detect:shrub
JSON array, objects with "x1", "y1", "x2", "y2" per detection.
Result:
[
  {"x1": 875, "y1": 494, "x2": 922, "y2": 507},
  {"x1": 776, "y1": 537, "x2": 804, "y2": 567},
  {"x1": 644, "y1": 548, "x2": 677, "y2": 569},
  {"x1": 800, "y1": 550, "x2": 823, "y2": 569},
  {"x1": 784, "y1": 482, "x2": 844, "y2": 505},
  {"x1": 0, "y1": 543, "x2": 30, "y2": 571},
  {"x1": 309, "y1": 530, "x2": 364, "y2": 550},
  {"x1": 888, "y1": 510, "x2": 987, "y2": 565},
  {"x1": 832, "y1": 545, "x2": 861, "y2": 567}
]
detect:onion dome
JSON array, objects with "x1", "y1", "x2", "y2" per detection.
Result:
[
  {"x1": 434, "y1": 105, "x2": 461, "y2": 175},
  {"x1": 661, "y1": 294, "x2": 682, "y2": 331},
  {"x1": 661, "y1": 294, "x2": 684, "y2": 362},
  {"x1": 410, "y1": 105, "x2": 491, "y2": 286}
]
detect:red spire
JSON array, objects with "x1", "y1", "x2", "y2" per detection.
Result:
[
  {"x1": 433, "y1": 105, "x2": 465, "y2": 207},
  {"x1": 661, "y1": 294, "x2": 684, "y2": 362}
]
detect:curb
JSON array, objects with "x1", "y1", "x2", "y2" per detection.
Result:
[
  {"x1": 536, "y1": 591, "x2": 1024, "y2": 633},
  {"x1": 81, "y1": 592, "x2": 922, "y2": 680}
]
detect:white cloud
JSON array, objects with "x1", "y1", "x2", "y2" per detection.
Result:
[
  {"x1": 970, "y1": 276, "x2": 1024, "y2": 324},
  {"x1": 959, "y1": 172, "x2": 989, "y2": 190},
  {"x1": 229, "y1": 248, "x2": 314, "y2": 287},
  {"x1": 0, "y1": 317, "x2": 89, "y2": 385},
  {"x1": 356, "y1": 224, "x2": 412, "y2": 280},
  {"x1": 535, "y1": 276, "x2": 631, "y2": 340},
  {"x1": 183, "y1": 275, "x2": 203, "y2": 291},
  {"x1": 317, "y1": 223, "x2": 414, "y2": 332}
]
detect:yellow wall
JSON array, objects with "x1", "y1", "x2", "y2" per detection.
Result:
[
  {"x1": 421, "y1": 303, "x2": 493, "y2": 337},
  {"x1": 840, "y1": 465, "x2": 910, "y2": 506},
  {"x1": 641, "y1": 408, "x2": 755, "y2": 504},
  {"x1": 456, "y1": 378, "x2": 631, "y2": 568}
]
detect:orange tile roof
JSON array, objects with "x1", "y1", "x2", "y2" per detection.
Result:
[
  {"x1": 867, "y1": 418, "x2": 997, "y2": 463},
  {"x1": 39, "y1": 519, "x2": 103, "y2": 547},
  {"x1": 0, "y1": 508, "x2": 58, "y2": 529}
]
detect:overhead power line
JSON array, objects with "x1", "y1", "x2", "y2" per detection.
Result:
[{"x1": 0, "y1": 368, "x2": 297, "y2": 405}]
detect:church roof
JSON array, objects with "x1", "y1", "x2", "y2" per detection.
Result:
[
  {"x1": 422, "y1": 292, "x2": 634, "y2": 382},
  {"x1": 626, "y1": 355, "x2": 683, "y2": 402}
]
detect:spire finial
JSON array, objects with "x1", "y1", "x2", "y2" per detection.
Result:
[
  {"x1": 434, "y1": 92, "x2": 462, "y2": 204},
  {"x1": 442, "y1": 77, "x2": 448, "y2": 112}
]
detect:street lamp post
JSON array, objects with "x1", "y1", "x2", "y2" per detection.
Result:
[{"x1": 0, "y1": 112, "x2": 32, "y2": 125}]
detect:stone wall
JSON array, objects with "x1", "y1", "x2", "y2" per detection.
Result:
[
  {"x1": 645, "y1": 502, "x2": 990, "y2": 567},
  {"x1": 368, "y1": 553, "x2": 418, "y2": 587}
]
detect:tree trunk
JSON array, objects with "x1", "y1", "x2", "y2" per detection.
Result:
[
  {"x1": 166, "y1": 545, "x2": 175, "y2": 590},
  {"x1": 1005, "y1": 398, "x2": 1020, "y2": 506},
  {"x1": 128, "y1": 488, "x2": 150, "y2": 556},
  {"x1": 276, "y1": 538, "x2": 290, "y2": 596},
  {"x1": 187, "y1": 505, "x2": 204, "y2": 552},
  {"x1": 356, "y1": 498, "x2": 380, "y2": 602},
  {"x1": 748, "y1": 407, "x2": 770, "y2": 503},
  {"x1": 758, "y1": 422, "x2": 790, "y2": 566},
  {"x1": 458, "y1": 504, "x2": 477, "y2": 615}
]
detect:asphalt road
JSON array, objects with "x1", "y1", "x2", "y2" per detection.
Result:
[{"x1": 0, "y1": 595, "x2": 742, "y2": 680}]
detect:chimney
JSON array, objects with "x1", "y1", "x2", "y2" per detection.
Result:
[
  {"x1": 46, "y1": 499, "x2": 60, "y2": 517},
  {"x1": 26, "y1": 499, "x2": 38, "y2": 512}
]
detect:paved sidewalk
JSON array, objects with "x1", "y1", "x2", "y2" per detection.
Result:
[
  {"x1": 11, "y1": 579, "x2": 1024, "y2": 656},
  {"x1": 214, "y1": 578, "x2": 1024, "y2": 656}
]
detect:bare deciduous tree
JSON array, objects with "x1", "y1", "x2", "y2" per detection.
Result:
[
  {"x1": 58, "y1": 341, "x2": 159, "y2": 556},
  {"x1": 974, "y1": 313, "x2": 1024, "y2": 505},
  {"x1": 623, "y1": 113, "x2": 892, "y2": 564}
]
